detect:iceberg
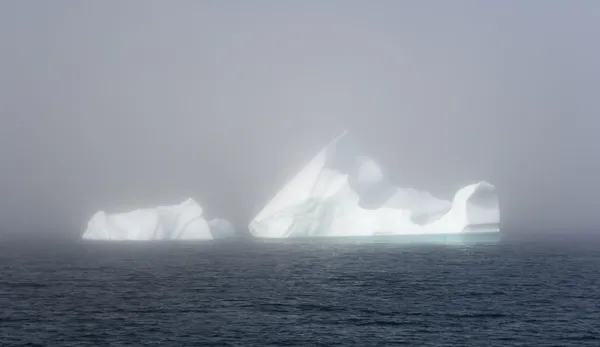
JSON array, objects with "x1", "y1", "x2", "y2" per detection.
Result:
[
  {"x1": 208, "y1": 218, "x2": 237, "y2": 239},
  {"x1": 82, "y1": 198, "x2": 235, "y2": 241},
  {"x1": 248, "y1": 131, "x2": 500, "y2": 239}
]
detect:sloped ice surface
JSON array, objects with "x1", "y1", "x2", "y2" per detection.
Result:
[
  {"x1": 82, "y1": 198, "x2": 235, "y2": 241},
  {"x1": 248, "y1": 131, "x2": 500, "y2": 238}
]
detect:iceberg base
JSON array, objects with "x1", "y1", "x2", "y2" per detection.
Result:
[{"x1": 254, "y1": 230, "x2": 501, "y2": 245}]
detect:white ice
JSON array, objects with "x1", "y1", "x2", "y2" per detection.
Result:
[
  {"x1": 83, "y1": 198, "x2": 235, "y2": 241},
  {"x1": 248, "y1": 131, "x2": 500, "y2": 238}
]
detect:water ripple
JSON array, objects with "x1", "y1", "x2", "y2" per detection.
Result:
[{"x1": 0, "y1": 237, "x2": 599, "y2": 346}]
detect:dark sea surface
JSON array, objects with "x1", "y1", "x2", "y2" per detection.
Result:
[{"x1": 1, "y1": 232, "x2": 600, "y2": 346}]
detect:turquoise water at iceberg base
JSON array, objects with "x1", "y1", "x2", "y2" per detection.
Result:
[
  {"x1": 258, "y1": 231, "x2": 502, "y2": 246},
  {"x1": 1, "y1": 228, "x2": 599, "y2": 346}
]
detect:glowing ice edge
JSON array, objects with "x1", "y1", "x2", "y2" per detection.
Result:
[
  {"x1": 249, "y1": 131, "x2": 500, "y2": 239},
  {"x1": 82, "y1": 198, "x2": 235, "y2": 241}
]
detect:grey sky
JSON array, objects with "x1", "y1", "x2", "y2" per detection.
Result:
[{"x1": 0, "y1": 1, "x2": 599, "y2": 232}]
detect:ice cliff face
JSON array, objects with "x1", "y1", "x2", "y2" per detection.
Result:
[
  {"x1": 83, "y1": 198, "x2": 235, "y2": 241},
  {"x1": 248, "y1": 131, "x2": 500, "y2": 238}
]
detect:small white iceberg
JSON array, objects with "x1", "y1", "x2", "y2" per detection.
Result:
[{"x1": 83, "y1": 198, "x2": 235, "y2": 241}]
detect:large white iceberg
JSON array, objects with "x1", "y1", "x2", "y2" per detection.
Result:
[
  {"x1": 248, "y1": 131, "x2": 500, "y2": 238},
  {"x1": 83, "y1": 198, "x2": 235, "y2": 241}
]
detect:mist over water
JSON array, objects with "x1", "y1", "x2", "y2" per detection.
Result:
[
  {"x1": 0, "y1": 1, "x2": 599, "y2": 233},
  {"x1": 3, "y1": 5, "x2": 600, "y2": 346}
]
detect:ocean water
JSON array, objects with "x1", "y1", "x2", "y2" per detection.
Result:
[{"x1": 1, "y1": 233, "x2": 599, "y2": 346}]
